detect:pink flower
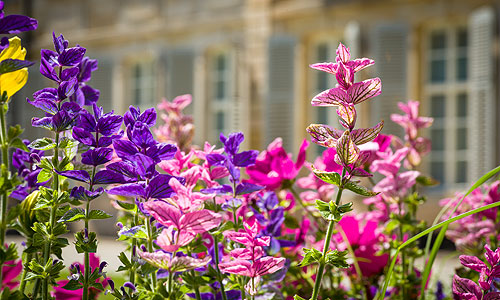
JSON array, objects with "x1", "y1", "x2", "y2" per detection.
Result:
[
  {"x1": 143, "y1": 200, "x2": 222, "y2": 253},
  {"x1": 154, "y1": 94, "x2": 194, "y2": 152},
  {"x1": 138, "y1": 250, "x2": 211, "y2": 273},
  {"x1": 335, "y1": 216, "x2": 388, "y2": 277},
  {"x1": 219, "y1": 218, "x2": 286, "y2": 295},
  {"x1": 1, "y1": 259, "x2": 22, "y2": 290},
  {"x1": 391, "y1": 101, "x2": 433, "y2": 141},
  {"x1": 246, "y1": 138, "x2": 309, "y2": 190}
]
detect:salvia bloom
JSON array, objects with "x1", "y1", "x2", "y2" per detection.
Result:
[
  {"x1": 440, "y1": 182, "x2": 500, "y2": 252},
  {"x1": 453, "y1": 245, "x2": 500, "y2": 300},
  {"x1": 306, "y1": 44, "x2": 383, "y2": 180},
  {"x1": 11, "y1": 140, "x2": 46, "y2": 200},
  {"x1": 201, "y1": 132, "x2": 263, "y2": 203},
  {"x1": 154, "y1": 94, "x2": 195, "y2": 152},
  {"x1": 219, "y1": 218, "x2": 286, "y2": 295}
]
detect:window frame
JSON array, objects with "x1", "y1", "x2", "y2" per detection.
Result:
[
  {"x1": 206, "y1": 48, "x2": 235, "y2": 143},
  {"x1": 422, "y1": 23, "x2": 470, "y2": 191}
]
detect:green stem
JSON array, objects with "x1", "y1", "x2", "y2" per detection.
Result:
[
  {"x1": 42, "y1": 132, "x2": 60, "y2": 300},
  {"x1": 82, "y1": 198, "x2": 91, "y2": 300},
  {"x1": 168, "y1": 270, "x2": 173, "y2": 299},
  {"x1": 288, "y1": 186, "x2": 326, "y2": 229},
  {"x1": 146, "y1": 216, "x2": 157, "y2": 292},
  {"x1": 239, "y1": 277, "x2": 246, "y2": 300},
  {"x1": 0, "y1": 102, "x2": 9, "y2": 284},
  {"x1": 130, "y1": 208, "x2": 139, "y2": 284},
  {"x1": 213, "y1": 235, "x2": 228, "y2": 300},
  {"x1": 310, "y1": 168, "x2": 345, "y2": 300},
  {"x1": 19, "y1": 251, "x2": 32, "y2": 294}
]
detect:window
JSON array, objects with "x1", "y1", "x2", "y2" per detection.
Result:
[
  {"x1": 209, "y1": 51, "x2": 233, "y2": 143},
  {"x1": 310, "y1": 40, "x2": 339, "y2": 155},
  {"x1": 425, "y1": 27, "x2": 469, "y2": 188},
  {"x1": 131, "y1": 60, "x2": 156, "y2": 111}
]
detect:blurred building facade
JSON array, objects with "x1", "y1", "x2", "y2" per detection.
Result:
[{"x1": 6, "y1": 0, "x2": 500, "y2": 196}]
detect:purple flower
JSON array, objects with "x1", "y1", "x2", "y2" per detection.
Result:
[
  {"x1": 0, "y1": 1, "x2": 37, "y2": 36},
  {"x1": 11, "y1": 140, "x2": 47, "y2": 200}
]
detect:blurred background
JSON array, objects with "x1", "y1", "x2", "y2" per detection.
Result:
[{"x1": 3, "y1": 0, "x2": 500, "y2": 230}]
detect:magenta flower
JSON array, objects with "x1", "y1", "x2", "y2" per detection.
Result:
[
  {"x1": 335, "y1": 216, "x2": 388, "y2": 277},
  {"x1": 1, "y1": 259, "x2": 22, "y2": 290},
  {"x1": 453, "y1": 245, "x2": 500, "y2": 300},
  {"x1": 246, "y1": 138, "x2": 309, "y2": 190}
]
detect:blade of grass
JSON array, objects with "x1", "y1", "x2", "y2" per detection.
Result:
[
  {"x1": 418, "y1": 165, "x2": 500, "y2": 300},
  {"x1": 377, "y1": 200, "x2": 500, "y2": 300}
]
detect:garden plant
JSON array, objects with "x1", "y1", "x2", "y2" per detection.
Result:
[{"x1": 0, "y1": 2, "x2": 500, "y2": 299}]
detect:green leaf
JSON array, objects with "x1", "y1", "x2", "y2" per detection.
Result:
[
  {"x1": 299, "y1": 248, "x2": 323, "y2": 267},
  {"x1": 315, "y1": 199, "x2": 334, "y2": 220},
  {"x1": 59, "y1": 208, "x2": 85, "y2": 223},
  {"x1": 344, "y1": 182, "x2": 378, "y2": 197},
  {"x1": 115, "y1": 200, "x2": 136, "y2": 211},
  {"x1": 294, "y1": 295, "x2": 307, "y2": 300},
  {"x1": 0, "y1": 59, "x2": 34, "y2": 74},
  {"x1": 416, "y1": 175, "x2": 439, "y2": 186},
  {"x1": 325, "y1": 250, "x2": 349, "y2": 268},
  {"x1": 7, "y1": 125, "x2": 23, "y2": 142},
  {"x1": 29, "y1": 138, "x2": 55, "y2": 151},
  {"x1": 37, "y1": 170, "x2": 52, "y2": 183},
  {"x1": 88, "y1": 209, "x2": 112, "y2": 220},
  {"x1": 312, "y1": 167, "x2": 341, "y2": 186},
  {"x1": 62, "y1": 279, "x2": 82, "y2": 291},
  {"x1": 9, "y1": 138, "x2": 28, "y2": 152}
]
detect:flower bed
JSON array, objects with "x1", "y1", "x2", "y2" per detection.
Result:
[{"x1": 0, "y1": 2, "x2": 499, "y2": 299}]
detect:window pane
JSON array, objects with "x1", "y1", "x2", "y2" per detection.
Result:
[
  {"x1": 457, "y1": 28, "x2": 467, "y2": 48},
  {"x1": 431, "y1": 129, "x2": 445, "y2": 150},
  {"x1": 457, "y1": 93, "x2": 467, "y2": 117},
  {"x1": 456, "y1": 56, "x2": 467, "y2": 81},
  {"x1": 317, "y1": 43, "x2": 328, "y2": 61},
  {"x1": 215, "y1": 111, "x2": 225, "y2": 132},
  {"x1": 431, "y1": 95, "x2": 445, "y2": 118},
  {"x1": 431, "y1": 31, "x2": 446, "y2": 50},
  {"x1": 217, "y1": 55, "x2": 226, "y2": 72},
  {"x1": 455, "y1": 160, "x2": 467, "y2": 183},
  {"x1": 430, "y1": 160, "x2": 445, "y2": 185},
  {"x1": 317, "y1": 107, "x2": 328, "y2": 125},
  {"x1": 317, "y1": 72, "x2": 328, "y2": 91},
  {"x1": 216, "y1": 80, "x2": 225, "y2": 100},
  {"x1": 430, "y1": 59, "x2": 446, "y2": 83},
  {"x1": 456, "y1": 127, "x2": 467, "y2": 150}
]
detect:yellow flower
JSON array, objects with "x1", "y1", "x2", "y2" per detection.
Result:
[{"x1": 0, "y1": 36, "x2": 28, "y2": 100}]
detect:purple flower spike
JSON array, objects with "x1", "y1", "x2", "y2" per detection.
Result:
[{"x1": 123, "y1": 281, "x2": 136, "y2": 292}]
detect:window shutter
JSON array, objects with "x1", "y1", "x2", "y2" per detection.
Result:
[
  {"x1": 167, "y1": 49, "x2": 194, "y2": 114},
  {"x1": 371, "y1": 24, "x2": 408, "y2": 137},
  {"x1": 468, "y1": 7, "x2": 495, "y2": 180},
  {"x1": 89, "y1": 57, "x2": 113, "y2": 113},
  {"x1": 266, "y1": 35, "x2": 296, "y2": 150}
]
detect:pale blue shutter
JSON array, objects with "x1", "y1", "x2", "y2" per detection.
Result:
[
  {"x1": 371, "y1": 24, "x2": 408, "y2": 136},
  {"x1": 468, "y1": 7, "x2": 495, "y2": 180},
  {"x1": 266, "y1": 35, "x2": 296, "y2": 150}
]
